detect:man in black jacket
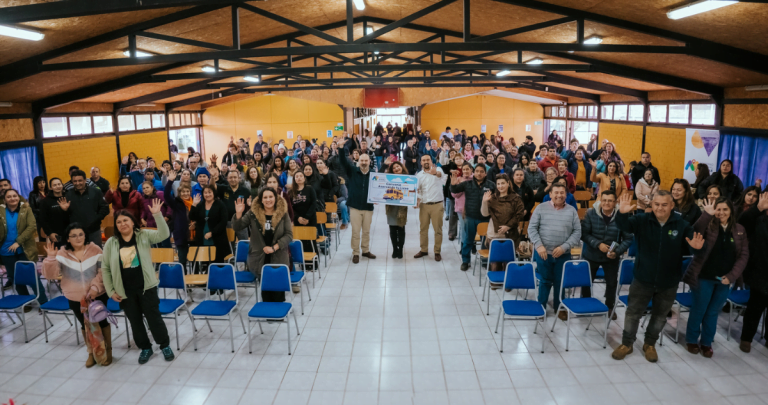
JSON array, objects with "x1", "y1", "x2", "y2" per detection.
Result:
[
  {"x1": 612, "y1": 191, "x2": 703, "y2": 363},
  {"x1": 629, "y1": 152, "x2": 661, "y2": 188},
  {"x1": 518, "y1": 136, "x2": 537, "y2": 159},
  {"x1": 339, "y1": 141, "x2": 376, "y2": 264},
  {"x1": 580, "y1": 190, "x2": 633, "y2": 318},
  {"x1": 404, "y1": 138, "x2": 419, "y2": 175},
  {"x1": 63, "y1": 170, "x2": 109, "y2": 248},
  {"x1": 738, "y1": 192, "x2": 768, "y2": 352},
  {"x1": 450, "y1": 164, "x2": 495, "y2": 270}
]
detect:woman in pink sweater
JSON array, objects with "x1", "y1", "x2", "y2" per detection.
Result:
[{"x1": 43, "y1": 223, "x2": 111, "y2": 368}]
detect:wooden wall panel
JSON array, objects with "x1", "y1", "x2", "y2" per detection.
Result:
[{"x1": 0, "y1": 119, "x2": 35, "y2": 143}]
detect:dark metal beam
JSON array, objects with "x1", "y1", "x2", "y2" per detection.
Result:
[
  {"x1": 32, "y1": 63, "x2": 189, "y2": 112},
  {"x1": 471, "y1": 17, "x2": 575, "y2": 42},
  {"x1": 463, "y1": 0, "x2": 471, "y2": 42},
  {"x1": 542, "y1": 72, "x2": 647, "y2": 100},
  {"x1": 0, "y1": 5, "x2": 228, "y2": 85},
  {"x1": 211, "y1": 75, "x2": 544, "y2": 88},
  {"x1": 242, "y1": 83, "x2": 519, "y2": 93},
  {"x1": 371, "y1": 33, "x2": 442, "y2": 64},
  {"x1": 346, "y1": 0, "x2": 354, "y2": 42},
  {"x1": 517, "y1": 82, "x2": 599, "y2": 101},
  {"x1": 232, "y1": 6, "x2": 240, "y2": 50},
  {"x1": 115, "y1": 79, "x2": 221, "y2": 110},
  {"x1": 150, "y1": 63, "x2": 590, "y2": 81},
  {"x1": 167, "y1": 88, "x2": 244, "y2": 110},
  {"x1": 137, "y1": 31, "x2": 231, "y2": 50},
  {"x1": 494, "y1": 0, "x2": 768, "y2": 74},
  {"x1": 40, "y1": 43, "x2": 683, "y2": 71},
  {"x1": 0, "y1": 0, "x2": 246, "y2": 23},
  {"x1": 353, "y1": 0, "x2": 458, "y2": 44},
  {"x1": 237, "y1": 3, "x2": 345, "y2": 45}
]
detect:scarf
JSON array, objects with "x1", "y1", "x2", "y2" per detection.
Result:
[{"x1": 182, "y1": 197, "x2": 193, "y2": 212}]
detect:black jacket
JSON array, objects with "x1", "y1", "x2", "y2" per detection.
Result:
[
  {"x1": 512, "y1": 182, "x2": 536, "y2": 215},
  {"x1": 675, "y1": 203, "x2": 701, "y2": 226},
  {"x1": 697, "y1": 172, "x2": 745, "y2": 201},
  {"x1": 327, "y1": 153, "x2": 348, "y2": 183},
  {"x1": 581, "y1": 206, "x2": 634, "y2": 263},
  {"x1": 65, "y1": 187, "x2": 109, "y2": 234},
  {"x1": 739, "y1": 205, "x2": 768, "y2": 294},
  {"x1": 487, "y1": 164, "x2": 514, "y2": 183},
  {"x1": 188, "y1": 198, "x2": 230, "y2": 263},
  {"x1": 629, "y1": 163, "x2": 661, "y2": 188},
  {"x1": 404, "y1": 145, "x2": 419, "y2": 175},
  {"x1": 518, "y1": 142, "x2": 536, "y2": 159},
  {"x1": 616, "y1": 211, "x2": 697, "y2": 289},
  {"x1": 39, "y1": 193, "x2": 70, "y2": 239},
  {"x1": 318, "y1": 170, "x2": 340, "y2": 203},
  {"x1": 28, "y1": 190, "x2": 45, "y2": 220},
  {"x1": 339, "y1": 143, "x2": 374, "y2": 211},
  {"x1": 450, "y1": 178, "x2": 495, "y2": 220}
]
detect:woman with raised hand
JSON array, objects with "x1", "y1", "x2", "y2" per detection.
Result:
[
  {"x1": 39, "y1": 178, "x2": 70, "y2": 247},
  {"x1": 105, "y1": 176, "x2": 145, "y2": 220},
  {"x1": 683, "y1": 198, "x2": 748, "y2": 358},
  {"x1": 589, "y1": 159, "x2": 626, "y2": 198},
  {"x1": 232, "y1": 188, "x2": 293, "y2": 301},
  {"x1": 697, "y1": 159, "x2": 744, "y2": 201},
  {"x1": 189, "y1": 184, "x2": 230, "y2": 265},
  {"x1": 43, "y1": 223, "x2": 112, "y2": 367},
  {"x1": 699, "y1": 185, "x2": 723, "y2": 209},
  {"x1": 280, "y1": 158, "x2": 299, "y2": 187},
  {"x1": 101, "y1": 199, "x2": 173, "y2": 364},
  {"x1": 734, "y1": 186, "x2": 760, "y2": 220},
  {"x1": 163, "y1": 170, "x2": 195, "y2": 271}
]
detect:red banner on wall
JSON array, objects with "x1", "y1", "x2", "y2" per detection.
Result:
[{"x1": 364, "y1": 88, "x2": 399, "y2": 108}]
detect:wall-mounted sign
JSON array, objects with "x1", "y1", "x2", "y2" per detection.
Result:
[
  {"x1": 334, "y1": 125, "x2": 344, "y2": 131},
  {"x1": 287, "y1": 131, "x2": 294, "y2": 139},
  {"x1": 534, "y1": 121, "x2": 542, "y2": 125},
  {"x1": 327, "y1": 130, "x2": 333, "y2": 138},
  {"x1": 257, "y1": 130, "x2": 263, "y2": 136},
  {"x1": 498, "y1": 125, "x2": 504, "y2": 132},
  {"x1": 525, "y1": 125, "x2": 531, "y2": 131},
  {"x1": 481, "y1": 125, "x2": 486, "y2": 132}
]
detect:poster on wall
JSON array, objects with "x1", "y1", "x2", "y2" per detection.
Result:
[
  {"x1": 327, "y1": 130, "x2": 333, "y2": 138},
  {"x1": 257, "y1": 130, "x2": 263, "y2": 136},
  {"x1": 287, "y1": 131, "x2": 294, "y2": 139},
  {"x1": 683, "y1": 128, "x2": 720, "y2": 183},
  {"x1": 498, "y1": 124, "x2": 504, "y2": 132},
  {"x1": 481, "y1": 125, "x2": 486, "y2": 132},
  {"x1": 366, "y1": 172, "x2": 418, "y2": 207},
  {"x1": 526, "y1": 125, "x2": 531, "y2": 131}
]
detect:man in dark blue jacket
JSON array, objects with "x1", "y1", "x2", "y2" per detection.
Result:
[
  {"x1": 340, "y1": 140, "x2": 376, "y2": 264},
  {"x1": 450, "y1": 164, "x2": 494, "y2": 270},
  {"x1": 612, "y1": 191, "x2": 703, "y2": 363}
]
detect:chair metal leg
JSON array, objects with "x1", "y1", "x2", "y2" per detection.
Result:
[
  {"x1": 299, "y1": 283, "x2": 304, "y2": 315},
  {"x1": 206, "y1": 319, "x2": 213, "y2": 332},
  {"x1": 229, "y1": 314, "x2": 235, "y2": 353},
  {"x1": 540, "y1": 316, "x2": 547, "y2": 353},
  {"x1": 306, "y1": 278, "x2": 312, "y2": 301},
  {"x1": 727, "y1": 308, "x2": 732, "y2": 341},
  {"x1": 586, "y1": 317, "x2": 593, "y2": 331},
  {"x1": 316, "y1": 258, "x2": 322, "y2": 279},
  {"x1": 174, "y1": 313, "x2": 180, "y2": 350},
  {"x1": 565, "y1": 312, "x2": 571, "y2": 351},
  {"x1": 603, "y1": 314, "x2": 608, "y2": 348},
  {"x1": 551, "y1": 310, "x2": 558, "y2": 332},
  {"x1": 22, "y1": 306, "x2": 28, "y2": 343},
  {"x1": 247, "y1": 319, "x2": 253, "y2": 354},
  {"x1": 42, "y1": 310, "x2": 49, "y2": 343},
  {"x1": 192, "y1": 316, "x2": 198, "y2": 351},
  {"x1": 258, "y1": 321, "x2": 264, "y2": 334},
  {"x1": 500, "y1": 316, "x2": 505, "y2": 353},
  {"x1": 239, "y1": 312, "x2": 246, "y2": 334},
  {"x1": 63, "y1": 312, "x2": 72, "y2": 326},
  {"x1": 486, "y1": 283, "x2": 492, "y2": 316},
  {"x1": 494, "y1": 306, "x2": 502, "y2": 333},
  {"x1": 287, "y1": 317, "x2": 292, "y2": 355}
]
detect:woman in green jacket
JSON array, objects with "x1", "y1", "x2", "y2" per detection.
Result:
[
  {"x1": 102, "y1": 198, "x2": 173, "y2": 365},
  {"x1": 0, "y1": 189, "x2": 48, "y2": 306}
]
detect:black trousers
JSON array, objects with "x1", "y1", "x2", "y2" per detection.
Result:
[
  {"x1": 581, "y1": 259, "x2": 620, "y2": 309},
  {"x1": 119, "y1": 287, "x2": 170, "y2": 350},
  {"x1": 69, "y1": 293, "x2": 109, "y2": 330},
  {"x1": 389, "y1": 225, "x2": 405, "y2": 255},
  {"x1": 741, "y1": 289, "x2": 768, "y2": 342}
]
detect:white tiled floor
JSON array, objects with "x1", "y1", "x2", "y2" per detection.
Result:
[{"x1": 2, "y1": 208, "x2": 768, "y2": 405}]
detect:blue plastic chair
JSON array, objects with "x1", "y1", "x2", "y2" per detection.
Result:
[
  {"x1": 106, "y1": 297, "x2": 132, "y2": 347},
  {"x1": 231, "y1": 240, "x2": 258, "y2": 300},
  {"x1": 494, "y1": 261, "x2": 548, "y2": 353},
  {"x1": 480, "y1": 239, "x2": 517, "y2": 315},
  {"x1": 288, "y1": 241, "x2": 311, "y2": 315},
  {"x1": 190, "y1": 263, "x2": 246, "y2": 353},
  {"x1": 552, "y1": 260, "x2": 609, "y2": 351},
  {"x1": 247, "y1": 264, "x2": 300, "y2": 355},
  {"x1": 727, "y1": 288, "x2": 750, "y2": 341},
  {"x1": 158, "y1": 262, "x2": 195, "y2": 350},
  {"x1": 40, "y1": 296, "x2": 78, "y2": 344},
  {"x1": 0, "y1": 261, "x2": 42, "y2": 342}
]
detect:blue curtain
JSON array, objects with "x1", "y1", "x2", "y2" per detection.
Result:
[
  {"x1": 0, "y1": 146, "x2": 41, "y2": 198},
  {"x1": 718, "y1": 132, "x2": 768, "y2": 189}
]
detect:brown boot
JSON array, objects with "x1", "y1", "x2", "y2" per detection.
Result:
[
  {"x1": 740, "y1": 341, "x2": 752, "y2": 353},
  {"x1": 82, "y1": 330, "x2": 96, "y2": 368},
  {"x1": 558, "y1": 310, "x2": 568, "y2": 321},
  {"x1": 101, "y1": 325, "x2": 113, "y2": 366},
  {"x1": 686, "y1": 343, "x2": 700, "y2": 354},
  {"x1": 611, "y1": 344, "x2": 633, "y2": 360},
  {"x1": 642, "y1": 344, "x2": 658, "y2": 363}
]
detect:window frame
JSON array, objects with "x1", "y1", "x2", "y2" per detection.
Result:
[{"x1": 40, "y1": 113, "x2": 116, "y2": 139}]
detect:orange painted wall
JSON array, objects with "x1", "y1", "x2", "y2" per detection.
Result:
[
  {"x1": 644, "y1": 126, "x2": 686, "y2": 191},
  {"x1": 420, "y1": 95, "x2": 544, "y2": 145},
  {"x1": 202, "y1": 95, "x2": 344, "y2": 155},
  {"x1": 43, "y1": 136, "x2": 120, "y2": 186}
]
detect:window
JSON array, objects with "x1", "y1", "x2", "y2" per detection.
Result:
[
  {"x1": 168, "y1": 112, "x2": 203, "y2": 128},
  {"x1": 572, "y1": 121, "x2": 599, "y2": 145},
  {"x1": 152, "y1": 114, "x2": 165, "y2": 128},
  {"x1": 68, "y1": 116, "x2": 92, "y2": 135},
  {"x1": 649, "y1": 105, "x2": 667, "y2": 123},
  {"x1": 577, "y1": 106, "x2": 585, "y2": 119},
  {"x1": 118, "y1": 115, "x2": 135, "y2": 131},
  {"x1": 668, "y1": 104, "x2": 690, "y2": 124},
  {"x1": 613, "y1": 105, "x2": 628, "y2": 121},
  {"x1": 587, "y1": 105, "x2": 598, "y2": 119},
  {"x1": 41, "y1": 117, "x2": 68, "y2": 138},
  {"x1": 601, "y1": 105, "x2": 613, "y2": 120},
  {"x1": 558, "y1": 107, "x2": 566, "y2": 118},
  {"x1": 628, "y1": 105, "x2": 644, "y2": 121},
  {"x1": 691, "y1": 104, "x2": 716, "y2": 125},
  {"x1": 136, "y1": 114, "x2": 152, "y2": 130},
  {"x1": 93, "y1": 116, "x2": 113, "y2": 134},
  {"x1": 169, "y1": 128, "x2": 200, "y2": 155}
]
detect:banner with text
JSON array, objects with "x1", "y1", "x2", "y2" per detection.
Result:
[
  {"x1": 366, "y1": 172, "x2": 418, "y2": 207},
  {"x1": 684, "y1": 128, "x2": 720, "y2": 184}
]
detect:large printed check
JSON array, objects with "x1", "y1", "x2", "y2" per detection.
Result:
[{"x1": 366, "y1": 172, "x2": 418, "y2": 207}]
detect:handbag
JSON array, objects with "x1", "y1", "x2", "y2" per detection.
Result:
[{"x1": 87, "y1": 297, "x2": 118, "y2": 325}]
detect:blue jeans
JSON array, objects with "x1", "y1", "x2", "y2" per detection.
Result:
[
  {"x1": 1, "y1": 253, "x2": 48, "y2": 305},
  {"x1": 339, "y1": 200, "x2": 350, "y2": 225},
  {"x1": 534, "y1": 251, "x2": 571, "y2": 312},
  {"x1": 376, "y1": 156, "x2": 383, "y2": 171},
  {"x1": 460, "y1": 217, "x2": 484, "y2": 264},
  {"x1": 444, "y1": 198, "x2": 454, "y2": 220},
  {"x1": 686, "y1": 279, "x2": 731, "y2": 346}
]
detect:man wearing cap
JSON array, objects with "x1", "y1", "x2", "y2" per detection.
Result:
[{"x1": 191, "y1": 167, "x2": 210, "y2": 198}]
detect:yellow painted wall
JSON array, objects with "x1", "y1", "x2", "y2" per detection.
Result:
[
  {"x1": 420, "y1": 95, "x2": 543, "y2": 145},
  {"x1": 43, "y1": 136, "x2": 119, "y2": 187},
  {"x1": 644, "y1": 126, "x2": 686, "y2": 191},
  {"x1": 202, "y1": 95, "x2": 345, "y2": 155},
  {"x1": 597, "y1": 123, "x2": 643, "y2": 175},
  {"x1": 118, "y1": 131, "x2": 170, "y2": 164}
]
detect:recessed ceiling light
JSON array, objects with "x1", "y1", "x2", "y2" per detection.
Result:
[
  {"x1": 123, "y1": 50, "x2": 153, "y2": 58},
  {"x1": 244, "y1": 76, "x2": 260, "y2": 82},
  {"x1": 746, "y1": 85, "x2": 768, "y2": 91},
  {"x1": 496, "y1": 70, "x2": 511, "y2": 77},
  {"x1": 264, "y1": 91, "x2": 275, "y2": 96},
  {"x1": 374, "y1": 50, "x2": 379, "y2": 55},
  {"x1": 366, "y1": 27, "x2": 374, "y2": 35},
  {"x1": 567, "y1": 50, "x2": 575, "y2": 53},
  {"x1": 583, "y1": 35, "x2": 603, "y2": 45},
  {"x1": 0, "y1": 25, "x2": 44, "y2": 41},
  {"x1": 526, "y1": 58, "x2": 544, "y2": 65},
  {"x1": 353, "y1": 0, "x2": 365, "y2": 11},
  {"x1": 202, "y1": 66, "x2": 221, "y2": 73},
  {"x1": 667, "y1": 0, "x2": 738, "y2": 19}
]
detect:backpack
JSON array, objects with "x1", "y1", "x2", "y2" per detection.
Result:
[{"x1": 88, "y1": 298, "x2": 118, "y2": 325}]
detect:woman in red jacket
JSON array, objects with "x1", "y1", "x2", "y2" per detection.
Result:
[
  {"x1": 104, "y1": 176, "x2": 145, "y2": 220},
  {"x1": 683, "y1": 197, "x2": 749, "y2": 358}
]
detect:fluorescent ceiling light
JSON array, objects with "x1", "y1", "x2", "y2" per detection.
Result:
[
  {"x1": 123, "y1": 49, "x2": 153, "y2": 58},
  {"x1": 244, "y1": 76, "x2": 260, "y2": 82},
  {"x1": 136, "y1": 103, "x2": 156, "y2": 107},
  {"x1": 567, "y1": 50, "x2": 575, "y2": 53},
  {"x1": 353, "y1": 0, "x2": 365, "y2": 10},
  {"x1": 0, "y1": 25, "x2": 44, "y2": 41},
  {"x1": 667, "y1": 0, "x2": 738, "y2": 20},
  {"x1": 202, "y1": 66, "x2": 221, "y2": 73},
  {"x1": 374, "y1": 50, "x2": 379, "y2": 54},
  {"x1": 264, "y1": 92, "x2": 275, "y2": 96},
  {"x1": 496, "y1": 70, "x2": 511, "y2": 77},
  {"x1": 583, "y1": 35, "x2": 603, "y2": 45},
  {"x1": 366, "y1": 27, "x2": 374, "y2": 35},
  {"x1": 746, "y1": 85, "x2": 768, "y2": 91},
  {"x1": 0, "y1": 102, "x2": 13, "y2": 108},
  {"x1": 526, "y1": 58, "x2": 544, "y2": 65}
]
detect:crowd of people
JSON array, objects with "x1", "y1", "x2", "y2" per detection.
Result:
[{"x1": 2, "y1": 122, "x2": 768, "y2": 367}]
